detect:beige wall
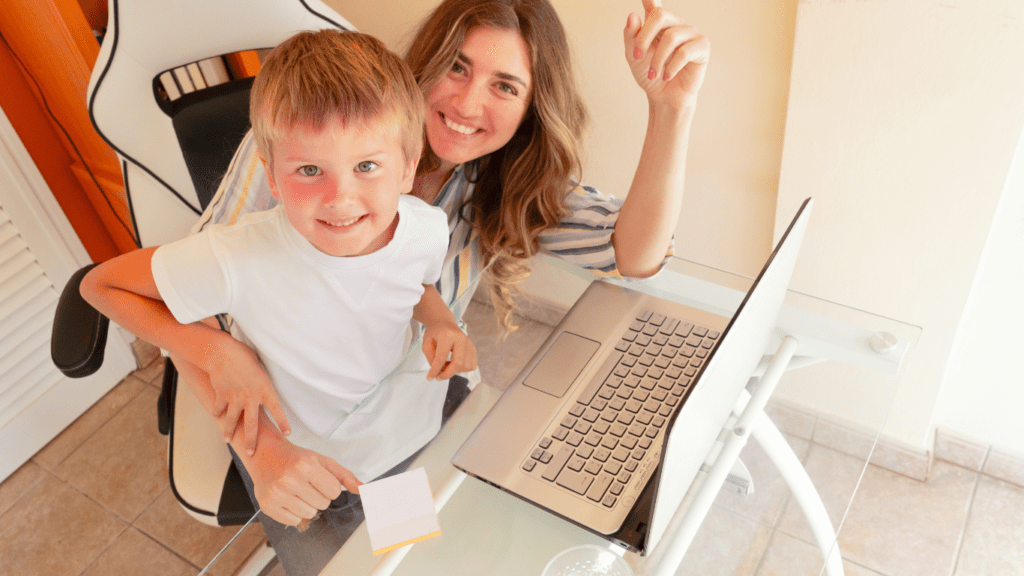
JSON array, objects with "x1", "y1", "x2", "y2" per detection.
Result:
[{"x1": 774, "y1": 0, "x2": 1024, "y2": 450}]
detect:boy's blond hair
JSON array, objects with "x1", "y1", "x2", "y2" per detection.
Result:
[{"x1": 251, "y1": 30, "x2": 425, "y2": 167}]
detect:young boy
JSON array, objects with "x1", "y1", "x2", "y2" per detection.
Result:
[{"x1": 82, "y1": 30, "x2": 470, "y2": 574}]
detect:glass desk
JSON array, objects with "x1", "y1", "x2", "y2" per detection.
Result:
[{"x1": 200, "y1": 255, "x2": 920, "y2": 576}]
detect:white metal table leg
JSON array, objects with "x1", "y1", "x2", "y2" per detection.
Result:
[
  {"x1": 751, "y1": 414, "x2": 843, "y2": 576},
  {"x1": 643, "y1": 336, "x2": 801, "y2": 576}
]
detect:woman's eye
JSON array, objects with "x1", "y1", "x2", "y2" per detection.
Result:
[
  {"x1": 356, "y1": 161, "x2": 378, "y2": 173},
  {"x1": 451, "y1": 61, "x2": 466, "y2": 74},
  {"x1": 298, "y1": 165, "x2": 322, "y2": 176},
  {"x1": 497, "y1": 82, "x2": 518, "y2": 96}
]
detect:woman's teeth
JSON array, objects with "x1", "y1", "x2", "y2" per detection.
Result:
[{"x1": 444, "y1": 116, "x2": 478, "y2": 135}]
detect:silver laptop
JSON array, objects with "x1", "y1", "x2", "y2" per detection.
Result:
[{"x1": 452, "y1": 198, "x2": 813, "y2": 554}]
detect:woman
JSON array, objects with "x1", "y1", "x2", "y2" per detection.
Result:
[{"x1": 190, "y1": 0, "x2": 707, "y2": 525}]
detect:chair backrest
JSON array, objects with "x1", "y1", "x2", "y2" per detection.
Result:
[{"x1": 88, "y1": 0, "x2": 354, "y2": 247}]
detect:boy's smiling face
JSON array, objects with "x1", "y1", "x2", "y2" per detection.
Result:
[{"x1": 263, "y1": 115, "x2": 416, "y2": 257}]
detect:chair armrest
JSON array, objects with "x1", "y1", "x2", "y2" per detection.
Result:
[{"x1": 51, "y1": 263, "x2": 110, "y2": 378}]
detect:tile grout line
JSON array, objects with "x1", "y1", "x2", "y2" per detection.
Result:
[
  {"x1": 31, "y1": 373, "x2": 151, "y2": 474},
  {"x1": 0, "y1": 462, "x2": 46, "y2": 526},
  {"x1": 74, "y1": 523, "x2": 132, "y2": 576},
  {"x1": 946, "y1": 465, "x2": 984, "y2": 576},
  {"x1": 133, "y1": 524, "x2": 209, "y2": 574}
]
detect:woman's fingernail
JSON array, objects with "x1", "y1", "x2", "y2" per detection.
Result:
[
  {"x1": 648, "y1": 68, "x2": 657, "y2": 80},
  {"x1": 634, "y1": 48, "x2": 643, "y2": 61},
  {"x1": 247, "y1": 449, "x2": 255, "y2": 456}
]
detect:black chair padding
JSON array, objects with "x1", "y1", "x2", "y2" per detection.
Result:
[
  {"x1": 51, "y1": 263, "x2": 109, "y2": 378},
  {"x1": 218, "y1": 460, "x2": 258, "y2": 525},
  {"x1": 157, "y1": 357, "x2": 175, "y2": 435},
  {"x1": 169, "y1": 76, "x2": 255, "y2": 210}
]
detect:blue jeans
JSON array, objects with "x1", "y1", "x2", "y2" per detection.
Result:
[{"x1": 230, "y1": 376, "x2": 470, "y2": 576}]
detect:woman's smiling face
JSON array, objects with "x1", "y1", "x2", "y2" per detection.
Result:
[{"x1": 424, "y1": 26, "x2": 533, "y2": 168}]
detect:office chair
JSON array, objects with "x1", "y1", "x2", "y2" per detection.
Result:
[{"x1": 51, "y1": 0, "x2": 354, "y2": 527}]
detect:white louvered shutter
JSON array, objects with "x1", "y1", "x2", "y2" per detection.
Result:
[
  {"x1": 0, "y1": 107, "x2": 136, "y2": 481},
  {"x1": 0, "y1": 205, "x2": 63, "y2": 430}
]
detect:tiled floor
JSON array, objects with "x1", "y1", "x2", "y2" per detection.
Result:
[{"x1": 3, "y1": 300, "x2": 1022, "y2": 576}]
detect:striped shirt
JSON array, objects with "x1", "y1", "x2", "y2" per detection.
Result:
[{"x1": 194, "y1": 131, "x2": 672, "y2": 313}]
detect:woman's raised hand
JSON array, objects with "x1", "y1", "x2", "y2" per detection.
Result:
[{"x1": 624, "y1": 0, "x2": 710, "y2": 109}]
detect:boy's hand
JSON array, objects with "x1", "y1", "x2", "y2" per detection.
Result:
[
  {"x1": 206, "y1": 337, "x2": 292, "y2": 455},
  {"x1": 248, "y1": 438, "x2": 362, "y2": 527},
  {"x1": 422, "y1": 319, "x2": 477, "y2": 381}
]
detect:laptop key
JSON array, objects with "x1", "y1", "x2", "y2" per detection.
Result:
[
  {"x1": 567, "y1": 456, "x2": 586, "y2": 472},
  {"x1": 587, "y1": 473, "x2": 615, "y2": 502},
  {"x1": 523, "y1": 460, "x2": 536, "y2": 472},
  {"x1": 566, "y1": 432, "x2": 584, "y2": 446},
  {"x1": 576, "y1": 353, "x2": 622, "y2": 405},
  {"x1": 604, "y1": 461, "x2": 622, "y2": 476},
  {"x1": 636, "y1": 309, "x2": 652, "y2": 322},
  {"x1": 584, "y1": 460, "x2": 603, "y2": 476},
  {"x1": 609, "y1": 481, "x2": 625, "y2": 496},
  {"x1": 602, "y1": 494, "x2": 617, "y2": 508},
  {"x1": 614, "y1": 340, "x2": 631, "y2": 353},
  {"x1": 556, "y1": 470, "x2": 594, "y2": 495},
  {"x1": 660, "y1": 318, "x2": 679, "y2": 335},
  {"x1": 542, "y1": 446, "x2": 574, "y2": 481},
  {"x1": 577, "y1": 445, "x2": 595, "y2": 459},
  {"x1": 675, "y1": 321, "x2": 693, "y2": 337}
]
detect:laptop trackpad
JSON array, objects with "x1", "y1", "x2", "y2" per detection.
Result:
[{"x1": 523, "y1": 332, "x2": 601, "y2": 398}]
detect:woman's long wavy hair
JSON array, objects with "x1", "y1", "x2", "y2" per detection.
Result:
[{"x1": 405, "y1": 0, "x2": 588, "y2": 330}]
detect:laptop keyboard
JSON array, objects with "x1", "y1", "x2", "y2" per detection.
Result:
[{"x1": 521, "y1": 310, "x2": 720, "y2": 510}]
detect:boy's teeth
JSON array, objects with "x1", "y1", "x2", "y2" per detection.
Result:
[
  {"x1": 326, "y1": 216, "x2": 361, "y2": 227},
  {"x1": 444, "y1": 116, "x2": 477, "y2": 135}
]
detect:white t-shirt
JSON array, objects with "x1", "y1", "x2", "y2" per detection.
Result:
[{"x1": 152, "y1": 195, "x2": 449, "y2": 481}]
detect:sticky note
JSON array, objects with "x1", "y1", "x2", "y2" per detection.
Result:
[{"x1": 359, "y1": 467, "x2": 441, "y2": 555}]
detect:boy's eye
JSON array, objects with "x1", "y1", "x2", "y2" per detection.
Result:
[
  {"x1": 298, "y1": 165, "x2": 322, "y2": 176},
  {"x1": 356, "y1": 161, "x2": 378, "y2": 173}
]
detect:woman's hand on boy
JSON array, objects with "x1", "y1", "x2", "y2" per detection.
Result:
[
  {"x1": 624, "y1": 0, "x2": 710, "y2": 109},
  {"x1": 248, "y1": 438, "x2": 362, "y2": 527},
  {"x1": 206, "y1": 336, "x2": 292, "y2": 455},
  {"x1": 423, "y1": 319, "x2": 478, "y2": 381}
]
